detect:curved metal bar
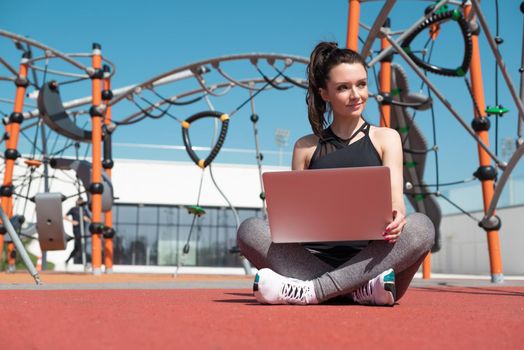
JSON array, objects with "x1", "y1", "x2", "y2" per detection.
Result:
[
  {"x1": 484, "y1": 144, "x2": 524, "y2": 220},
  {"x1": 28, "y1": 54, "x2": 117, "y2": 79},
  {"x1": 114, "y1": 78, "x2": 276, "y2": 126},
  {"x1": 360, "y1": 0, "x2": 397, "y2": 59},
  {"x1": 150, "y1": 88, "x2": 206, "y2": 106},
  {"x1": 0, "y1": 56, "x2": 18, "y2": 75},
  {"x1": 0, "y1": 29, "x2": 88, "y2": 72},
  {"x1": 384, "y1": 30, "x2": 506, "y2": 169},
  {"x1": 252, "y1": 61, "x2": 290, "y2": 90},
  {"x1": 27, "y1": 64, "x2": 89, "y2": 78},
  {"x1": 368, "y1": 0, "x2": 451, "y2": 67},
  {"x1": 0, "y1": 97, "x2": 37, "y2": 108},
  {"x1": 109, "y1": 53, "x2": 309, "y2": 106},
  {"x1": 213, "y1": 63, "x2": 258, "y2": 90},
  {"x1": 471, "y1": 0, "x2": 524, "y2": 124},
  {"x1": 192, "y1": 69, "x2": 234, "y2": 97}
]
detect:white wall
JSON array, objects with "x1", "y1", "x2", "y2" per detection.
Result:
[
  {"x1": 111, "y1": 159, "x2": 286, "y2": 208},
  {"x1": 432, "y1": 205, "x2": 524, "y2": 275},
  {"x1": 10, "y1": 156, "x2": 523, "y2": 276},
  {"x1": 13, "y1": 158, "x2": 286, "y2": 268}
]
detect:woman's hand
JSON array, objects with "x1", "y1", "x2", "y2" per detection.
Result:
[{"x1": 383, "y1": 210, "x2": 406, "y2": 244}]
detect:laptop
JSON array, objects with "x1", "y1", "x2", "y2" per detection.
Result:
[{"x1": 262, "y1": 166, "x2": 392, "y2": 243}]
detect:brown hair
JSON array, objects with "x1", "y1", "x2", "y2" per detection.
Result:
[{"x1": 306, "y1": 42, "x2": 367, "y2": 137}]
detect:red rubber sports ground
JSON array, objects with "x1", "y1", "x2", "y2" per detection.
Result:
[{"x1": 1, "y1": 272, "x2": 523, "y2": 349}]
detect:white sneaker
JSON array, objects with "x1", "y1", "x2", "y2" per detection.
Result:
[
  {"x1": 352, "y1": 269, "x2": 396, "y2": 306},
  {"x1": 253, "y1": 268, "x2": 318, "y2": 305}
]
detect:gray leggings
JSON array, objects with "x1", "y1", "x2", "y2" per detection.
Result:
[{"x1": 237, "y1": 213, "x2": 435, "y2": 303}]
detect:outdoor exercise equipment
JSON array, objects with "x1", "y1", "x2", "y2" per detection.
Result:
[
  {"x1": 49, "y1": 158, "x2": 114, "y2": 212},
  {"x1": 387, "y1": 63, "x2": 442, "y2": 252},
  {"x1": 34, "y1": 192, "x2": 67, "y2": 251},
  {"x1": 349, "y1": 0, "x2": 524, "y2": 282}
]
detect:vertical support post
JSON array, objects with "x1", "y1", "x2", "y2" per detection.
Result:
[
  {"x1": 102, "y1": 64, "x2": 114, "y2": 273},
  {"x1": 465, "y1": 5, "x2": 504, "y2": 283},
  {"x1": 379, "y1": 19, "x2": 392, "y2": 128},
  {"x1": 346, "y1": 0, "x2": 361, "y2": 50},
  {"x1": 39, "y1": 122, "x2": 50, "y2": 270},
  {"x1": 0, "y1": 53, "x2": 29, "y2": 263},
  {"x1": 89, "y1": 43, "x2": 104, "y2": 275}
]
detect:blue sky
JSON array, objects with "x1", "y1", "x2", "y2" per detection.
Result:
[{"x1": 1, "y1": 0, "x2": 523, "y2": 210}]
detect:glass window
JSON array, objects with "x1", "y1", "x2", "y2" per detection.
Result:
[
  {"x1": 159, "y1": 206, "x2": 178, "y2": 225},
  {"x1": 178, "y1": 206, "x2": 199, "y2": 225},
  {"x1": 138, "y1": 205, "x2": 158, "y2": 225},
  {"x1": 117, "y1": 205, "x2": 138, "y2": 224},
  {"x1": 135, "y1": 224, "x2": 158, "y2": 265},
  {"x1": 112, "y1": 203, "x2": 261, "y2": 267},
  {"x1": 158, "y1": 225, "x2": 178, "y2": 266},
  {"x1": 113, "y1": 223, "x2": 137, "y2": 265}
]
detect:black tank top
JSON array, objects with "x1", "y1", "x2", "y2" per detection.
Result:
[
  {"x1": 308, "y1": 121, "x2": 382, "y2": 169},
  {"x1": 304, "y1": 121, "x2": 383, "y2": 267}
]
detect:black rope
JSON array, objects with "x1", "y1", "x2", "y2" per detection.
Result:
[
  {"x1": 254, "y1": 64, "x2": 290, "y2": 90},
  {"x1": 403, "y1": 147, "x2": 434, "y2": 154},
  {"x1": 464, "y1": 77, "x2": 484, "y2": 118},
  {"x1": 62, "y1": 190, "x2": 88, "y2": 200},
  {"x1": 139, "y1": 96, "x2": 180, "y2": 122},
  {"x1": 400, "y1": 38, "x2": 435, "y2": 149},
  {"x1": 271, "y1": 65, "x2": 308, "y2": 89},
  {"x1": 412, "y1": 177, "x2": 476, "y2": 187},
  {"x1": 114, "y1": 114, "x2": 150, "y2": 126},
  {"x1": 19, "y1": 129, "x2": 43, "y2": 155},
  {"x1": 42, "y1": 57, "x2": 49, "y2": 87},
  {"x1": 494, "y1": 0, "x2": 500, "y2": 156},
  {"x1": 425, "y1": 39, "x2": 440, "y2": 192},
  {"x1": 437, "y1": 192, "x2": 481, "y2": 223},
  {"x1": 50, "y1": 141, "x2": 78, "y2": 157},
  {"x1": 228, "y1": 70, "x2": 284, "y2": 117},
  {"x1": 31, "y1": 120, "x2": 41, "y2": 158},
  {"x1": 368, "y1": 51, "x2": 388, "y2": 127},
  {"x1": 132, "y1": 97, "x2": 171, "y2": 119},
  {"x1": 57, "y1": 76, "x2": 90, "y2": 86},
  {"x1": 151, "y1": 88, "x2": 206, "y2": 106}
]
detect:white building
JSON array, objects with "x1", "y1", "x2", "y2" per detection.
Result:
[{"x1": 7, "y1": 150, "x2": 524, "y2": 277}]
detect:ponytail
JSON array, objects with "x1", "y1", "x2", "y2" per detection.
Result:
[{"x1": 306, "y1": 42, "x2": 367, "y2": 137}]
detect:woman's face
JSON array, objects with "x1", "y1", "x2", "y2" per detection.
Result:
[{"x1": 320, "y1": 62, "x2": 368, "y2": 120}]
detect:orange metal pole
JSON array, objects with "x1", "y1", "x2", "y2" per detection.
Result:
[
  {"x1": 90, "y1": 43, "x2": 104, "y2": 275},
  {"x1": 379, "y1": 38, "x2": 392, "y2": 127},
  {"x1": 102, "y1": 66, "x2": 114, "y2": 272},
  {"x1": 346, "y1": 0, "x2": 361, "y2": 51},
  {"x1": 0, "y1": 54, "x2": 29, "y2": 263},
  {"x1": 465, "y1": 5, "x2": 503, "y2": 282}
]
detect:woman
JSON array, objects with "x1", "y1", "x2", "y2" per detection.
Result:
[{"x1": 237, "y1": 42, "x2": 435, "y2": 305}]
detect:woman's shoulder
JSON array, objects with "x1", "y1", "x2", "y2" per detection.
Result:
[
  {"x1": 294, "y1": 133, "x2": 319, "y2": 149},
  {"x1": 369, "y1": 124, "x2": 400, "y2": 141}
]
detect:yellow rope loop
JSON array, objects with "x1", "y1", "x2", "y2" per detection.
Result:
[
  {"x1": 220, "y1": 114, "x2": 230, "y2": 122},
  {"x1": 181, "y1": 121, "x2": 190, "y2": 129},
  {"x1": 198, "y1": 159, "x2": 206, "y2": 169}
]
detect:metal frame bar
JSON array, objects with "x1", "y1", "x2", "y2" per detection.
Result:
[
  {"x1": 484, "y1": 144, "x2": 524, "y2": 220},
  {"x1": 471, "y1": 0, "x2": 524, "y2": 123},
  {"x1": 360, "y1": 0, "x2": 397, "y2": 59},
  {"x1": 0, "y1": 29, "x2": 87, "y2": 72},
  {"x1": 0, "y1": 206, "x2": 41, "y2": 284},
  {"x1": 382, "y1": 30, "x2": 506, "y2": 168},
  {"x1": 368, "y1": 0, "x2": 451, "y2": 67}
]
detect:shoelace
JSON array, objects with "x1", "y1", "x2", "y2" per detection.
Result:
[
  {"x1": 280, "y1": 281, "x2": 310, "y2": 303},
  {"x1": 353, "y1": 280, "x2": 373, "y2": 302}
]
